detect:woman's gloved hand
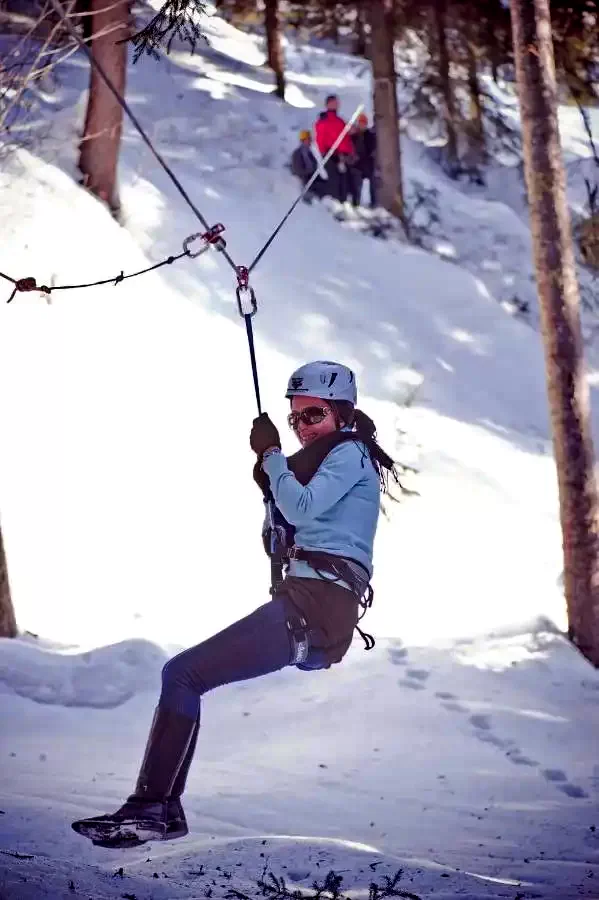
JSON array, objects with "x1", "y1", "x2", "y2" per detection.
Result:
[
  {"x1": 253, "y1": 459, "x2": 270, "y2": 495},
  {"x1": 250, "y1": 413, "x2": 281, "y2": 458}
]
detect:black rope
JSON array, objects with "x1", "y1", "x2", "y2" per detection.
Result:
[
  {"x1": 244, "y1": 313, "x2": 262, "y2": 414},
  {"x1": 52, "y1": 249, "x2": 190, "y2": 290},
  {"x1": 5, "y1": 249, "x2": 192, "y2": 303}
]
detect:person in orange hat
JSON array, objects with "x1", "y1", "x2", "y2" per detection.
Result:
[
  {"x1": 349, "y1": 112, "x2": 377, "y2": 208},
  {"x1": 290, "y1": 129, "x2": 324, "y2": 202}
]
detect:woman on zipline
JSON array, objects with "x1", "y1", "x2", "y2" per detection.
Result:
[{"x1": 72, "y1": 360, "x2": 399, "y2": 848}]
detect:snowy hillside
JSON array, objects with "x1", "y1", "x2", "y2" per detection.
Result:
[{"x1": 1, "y1": 8, "x2": 599, "y2": 899}]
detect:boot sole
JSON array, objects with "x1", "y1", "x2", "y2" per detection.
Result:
[
  {"x1": 92, "y1": 824, "x2": 188, "y2": 849},
  {"x1": 73, "y1": 819, "x2": 188, "y2": 848}
]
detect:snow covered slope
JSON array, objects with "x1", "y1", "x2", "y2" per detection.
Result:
[{"x1": 1, "y1": 8, "x2": 598, "y2": 899}]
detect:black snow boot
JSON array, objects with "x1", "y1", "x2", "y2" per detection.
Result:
[
  {"x1": 72, "y1": 705, "x2": 196, "y2": 848},
  {"x1": 87, "y1": 798, "x2": 189, "y2": 849},
  {"x1": 164, "y1": 713, "x2": 200, "y2": 839},
  {"x1": 101, "y1": 715, "x2": 199, "y2": 848}
]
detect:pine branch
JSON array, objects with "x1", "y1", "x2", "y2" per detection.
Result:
[
  {"x1": 125, "y1": 0, "x2": 208, "y2": 63},
  {"x1": 230, "y1": 866, "x2": 423, "y2": 900}
]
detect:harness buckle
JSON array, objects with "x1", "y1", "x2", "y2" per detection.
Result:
[{"x1": 286, "y1": 613, "x2": 309, "y2": 664}]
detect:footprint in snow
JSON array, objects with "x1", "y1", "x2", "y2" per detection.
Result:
[
  {"x1": 397, "y1": 666, "x2": 431, "y2": 691},
  {"x1": 540, "y1": 768, "x2": 588, "y2": 798},
  {"x1": 432, "y1": 687, "x2": 590, "y2": 800},
  {"x1": 542, "y1": 768, "x2": 567, "y2": 783},
  {"x1": 441, "y1": 701, "x2": 469, "y2": 712},
  {"x1": 406, "y1": 668, "x2": 430, "y2": 682},
  {"x1": 557, "y1": 783, "x2": 589, "y2": 799},
  {"x1": 469, "y1": 714, "x2": 492, "y2": 731},
  {"x1": 434, "y1": 690, "x2": 469, "y2": 713},
  {"x1": 475, "y1": 730, "x2": 512, "y2": 750},
  {"x1": 388, "y1": 646, "x2": 408, "y2": 666},
  {"x1": 468, "y1": 715, "x2": 537, "y2": 764},
  {"x1": 506, "y1": 751, "x2": 539, "y2": 767},
  {"x1": 398, "y1": 678, "x2": 426, "y2": 691}
]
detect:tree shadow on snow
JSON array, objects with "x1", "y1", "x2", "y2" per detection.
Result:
[{"x1": 102, "y1": 44, "x2": 556, "y2": 461}]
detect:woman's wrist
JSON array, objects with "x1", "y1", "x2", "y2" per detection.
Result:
[{"x1": 261, "y1": 446, "x2": 281, "y2": 462}]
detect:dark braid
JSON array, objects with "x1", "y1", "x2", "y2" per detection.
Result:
[{"x1": 333, "y1": 401, "x2": 400, "y2": 492}]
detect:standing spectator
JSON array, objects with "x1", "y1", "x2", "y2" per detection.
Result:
[
  {"x1": 290, "y1": 130, "x2": 324, "y2": 202},
  {"x1": 349, "y1": 112, "x2": 377, "y2": 208},
  {"x1": 314, "y1": 94, "x2": 354, "y2": 203}
]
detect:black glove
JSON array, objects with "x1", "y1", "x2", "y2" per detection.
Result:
[{"x1": 250, "y1": 413, "x2": 281, "y2": 458}]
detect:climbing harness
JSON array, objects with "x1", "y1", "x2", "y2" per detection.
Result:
[
  {"x1": 287, "y1": 546, "x2": 376, "y2": 651},
  {"x1": 274, "y1": 544, "x2": 376, "y2": 668}
]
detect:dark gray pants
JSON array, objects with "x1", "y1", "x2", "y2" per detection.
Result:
[
  {"x1": 160, "y1": 595, "x2": 295, "y2": 719},
  {"x1": 152, "y1": 577, "x2": 358, "y2": 799},
  {"x1": 160, "y1": 577, "x2": 358, "y2": 719}
]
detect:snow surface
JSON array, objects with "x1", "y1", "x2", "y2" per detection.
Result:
[{"x1": 1, "y1": 7, "x2": 599, "y2": 898}]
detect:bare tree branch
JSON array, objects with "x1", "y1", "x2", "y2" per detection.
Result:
[{"x1": 0, "y1": 0, "x2": 130, "y2": 141}]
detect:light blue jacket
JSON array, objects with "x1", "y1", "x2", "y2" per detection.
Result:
[{"x1": 262, "y1": 439, "x2": 380, "y2": 579}]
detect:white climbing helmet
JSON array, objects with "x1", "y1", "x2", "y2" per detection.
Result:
[{"x1": 285, "y1": 360, "x2": 357, "y2": 405}]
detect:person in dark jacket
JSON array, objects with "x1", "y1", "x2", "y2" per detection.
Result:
[
  {"x1": 349, "y1": 112, "x2": 377, "y2": 208},
  {"x1": 314, "y1": 94, "x2": 354, "y2": 203},
  {"x1": 290, "y1": 130, "x2": 324, "y2": 202}
]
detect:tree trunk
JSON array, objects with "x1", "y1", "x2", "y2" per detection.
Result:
[
  {"x1": 329, "y1": 5, "x2": 340, "y2": 45},
  {"x1": 466, "y1": 37, "x2": 485, "y2": 165},
  {"x1": 368, "y1": 0, "x2": 404, "y2": 221},
  {"x1": 434, "y1": 0, "x2": 458, "y2": 171},
  {"x1": 264, "y1": 0, "x2": 285, "y2": 100},
  {"x1": 354, "y1": 1, "x2": 367, "y2": 57},
  {"x1": 486, "y1": 13, "x2": 500, "y2": 83},
  {"x1": 78, "y1": 0, "x2": 129, "y2": 213},
  {"x1": 510, "y1": 0, "x2": 599, "y2": 667},
  {"x1": 0, "y1": 523, "x2": 17, "y2": 638}
]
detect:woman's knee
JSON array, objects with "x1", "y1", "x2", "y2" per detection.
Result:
[{"x1": 162, "y1": 648, "x2": 207, "y2": 695}]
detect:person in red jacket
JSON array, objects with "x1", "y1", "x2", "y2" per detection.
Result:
[{"x1": 314, "y1": 94, "x2": 354, "y2": 203}]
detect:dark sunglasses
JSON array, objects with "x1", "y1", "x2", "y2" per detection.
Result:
[{"x1": 287, "y1": 406, "x2": 330, "y2": 430}]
